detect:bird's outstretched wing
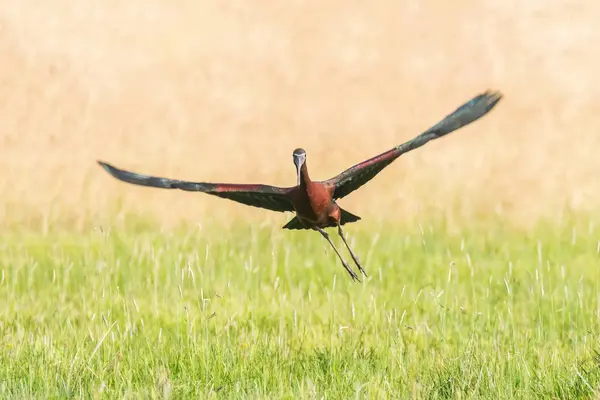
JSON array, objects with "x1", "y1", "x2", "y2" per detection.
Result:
[
  {"x1": 323, "y1": 90, "x2": 503, "y2": 200},
  {"x1": 98, "y1": 161, "x2": 295, "y2": 212}
]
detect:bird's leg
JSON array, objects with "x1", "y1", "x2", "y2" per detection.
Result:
[
  {"x1": 337, "y1": 224, "x2": 368, "y2": 277},
  {"x1": 315, "y1": 227, "x2": 360, "y2": 282}
]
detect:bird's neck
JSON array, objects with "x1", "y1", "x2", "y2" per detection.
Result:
[{"x1": 299, "y1": 163, "x2": 311, "y2": 188}]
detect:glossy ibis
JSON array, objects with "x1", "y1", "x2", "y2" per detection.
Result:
[{"x1": 98, "y1": 90, "x2": 502, "y2": 281}]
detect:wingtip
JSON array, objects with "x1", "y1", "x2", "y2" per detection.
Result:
[
  {"x1": 481, "y1": 90, "x2": 503, "y2": 109},
  {"x1": 97, "y1": 160, "x2": 116, "y2": 175},
  {"x1": 97, "y1": 160, "x2": 108, "y2": 168},
  {"x1": 451, "y1": 89, "x2": 503, "y2": 120}
]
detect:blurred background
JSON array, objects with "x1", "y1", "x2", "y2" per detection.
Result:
[{"x1": 1, "y1": 0, "x2": 599, "y2": 230}]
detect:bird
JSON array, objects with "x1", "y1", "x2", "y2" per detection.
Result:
[{"x1": 98, "y1": 90, "x2": 502, "y2": 282}]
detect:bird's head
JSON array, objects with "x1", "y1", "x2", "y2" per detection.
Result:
[{"x1": 292, "y1": 148, "x2": 306, "y2": 185}]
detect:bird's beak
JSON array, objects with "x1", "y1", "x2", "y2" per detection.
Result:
[
  {"x1": 295, "y1": 160, "x2": 302, "y2": 186},
  {"x1": 294, "y1": 156, "x2": 304, "y2": 186}
]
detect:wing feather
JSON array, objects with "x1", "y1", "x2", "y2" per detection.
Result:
[
  {"x1": 323, "y1": 90, "x2": 503, "y2": 199},
  {"x1": 98, "y1": 161, "x2": 295, "y2": 213}
]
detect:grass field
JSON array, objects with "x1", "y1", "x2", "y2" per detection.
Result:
[
  {"x1": 2, "y1": 0, "x2": 600, "y2": 398},
  {"x1": 0, "y1": 216, "x2": 599, "y2": 398}
]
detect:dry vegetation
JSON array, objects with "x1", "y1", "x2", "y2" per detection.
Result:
[{"x1": 1, "y1": 0, "x2": 599, "y2": 229}]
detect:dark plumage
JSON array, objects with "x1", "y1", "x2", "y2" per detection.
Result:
[{"x1": 98, "y1": 90, "x2": 502, "y2": 281}]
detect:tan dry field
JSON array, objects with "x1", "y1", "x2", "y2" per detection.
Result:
[{"x1": 1, "y1": 0, "x2": 600, "y2": 230}]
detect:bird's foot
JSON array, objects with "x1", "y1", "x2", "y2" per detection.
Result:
[
  {"x1": 356, "y1": 263, "x2": 368, "y2": 278},
  {"x1": 347, "y1": 252, "x2": 368, "y2": 278},
  {"x1": 342, "y1": 261, "x2": 361, "y2": 282}
]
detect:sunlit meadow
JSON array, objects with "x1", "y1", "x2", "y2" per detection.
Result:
[{"x1": 1, "y1": 217, "x2": 599, "y2": 397}]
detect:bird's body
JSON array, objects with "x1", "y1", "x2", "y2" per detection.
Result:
[
  {"x1": 290, "y1": 184, "x2": 336, "y2": 229},
  {"x1": 98, "y1": 90, "x2": 503, "y2": 281},
  {"x1": 286, "y1": 161, "x2": 343, "y2": 229}
]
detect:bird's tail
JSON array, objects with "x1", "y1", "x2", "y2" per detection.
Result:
[
  {"x1": 282, "y1": 217, "x2": 305, "y2": 230},
  {"x1": 282, "y1": 208, "x2": 361, "y2": 230},
  {"x1": 339, "y1": 208, "x2": 361, "y2": 225}
]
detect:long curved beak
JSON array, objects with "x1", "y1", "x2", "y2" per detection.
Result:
[
  {"x1": 295, "y1": 160, "x2": 302, "y2": 186},
  {"x1": 294, "y1": 156, "x2": 304, "y2": 186}
]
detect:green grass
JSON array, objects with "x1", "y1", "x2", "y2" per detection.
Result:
[{"x1": 0, "y1": 216, "x2": 599, "y2": 398}]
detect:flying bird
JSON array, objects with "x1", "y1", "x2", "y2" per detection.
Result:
[{"x1": 98, "y1": 90, "x2": 502, "y2": 281}]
